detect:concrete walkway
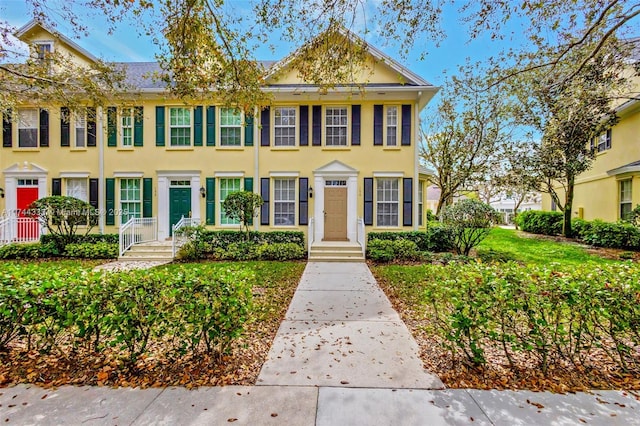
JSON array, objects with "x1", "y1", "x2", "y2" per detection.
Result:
[{"x1": 2, "y1": 261, "x2": 639, "y2": 425}]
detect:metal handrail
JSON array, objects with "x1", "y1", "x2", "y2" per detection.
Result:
[
  {"x1": 357, "y1": 217, "x2": 366, "y2": 256},
  {"x1": 172, "y1": 216, "x2": 199, "y2": 257},
  {"x1": 0, "y1": 216, "x2": 41, "y2": 246},
  {"x1": 308, "y1": 216, "x2": 315, "y2": 257},
  {"x1": 119, "y1": 217, "x2": 158, "y2": 256}
]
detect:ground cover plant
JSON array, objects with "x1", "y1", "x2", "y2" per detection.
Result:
[
  {"x1": 0, "y1": 260, "x2": 305, "y2": 388},
  {"x1": 373, "y1": 229, "x2": 640, "y2": 392}
]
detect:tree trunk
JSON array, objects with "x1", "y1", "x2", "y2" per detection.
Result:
[
  {"x1": 563, "y1": 174, "x2": 575, "y2": 237},
  {"x1": 436, "y1": 190, "x2": 452, "y2": 217}
]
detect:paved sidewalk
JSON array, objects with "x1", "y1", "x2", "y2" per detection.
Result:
[
  {"x1": 257, "y1": 262, "x2": 442, "y2": 388},
  {"x1": 2, "y1": 261, "x2": 639, "y2": 425}
]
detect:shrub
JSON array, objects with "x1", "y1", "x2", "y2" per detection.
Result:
[
  {"x1": 40, "y1": 233, "x2": 119, "y2": 246},
  {"x1": 201, "y1": 230, "x2": 305, "y2": 250},
  {"x1": 571, "y1": 218, "x2": 592, "y2": 239},
  {"x1": 27, "y1": 196, "x2": 98, "y2": 249},
  {"x1": 441, "y1": 199, "x2": 498, "y2": 256},
  {"x1": 65, "y1": 242, "x2": 118, "y2": 259},
  {"x1": 367, "y1": 239, "x2": 421, "y2": 262},
  {"x1": 516, "y1": 210, "x2": 563, "y2": 235},
  {"x1": 221, "y1": 191, "x2": 264, "y2": 241},
  {"x1": 367, "y1": 226, "x2": 453, "y2": 253},
  {"x1": 254, "y1": 243, "x2": 305, "y2": 260},
  {"x1": 0, "y1": 242, "x2": 50, "y2": 259},
  {"x1": 425, "y1": 223, "x2": 455, "y2": 252},
  {"x1": 475, "y1": 247, "x2": 518, "y2": 263},
  {"x1": 580, "y1": 220, "x2": 640, "y2": 250}
]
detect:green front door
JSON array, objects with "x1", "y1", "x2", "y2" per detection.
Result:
[{"x1": 169, "y1": 187, "x2": 192, "y2": 235}]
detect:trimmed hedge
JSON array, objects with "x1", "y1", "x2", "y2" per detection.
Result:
[
  {"x1": 366, "y1": 239, "x2": 422, "y2": 262},
  {"x1": 515, "y1": 210, "x2": 563, "y2": 235},
  {"x1": 40, "y1": 233, "x2": 119, "y2": 246},
  {"x1": 200, "y1": 230, "x2": 305, "y2": 249},
  {"x1": 65, "y1": 242, "x2": 119, "y2": 259},
  {"x1": 0, "y1": 242, "x2": 58, "y2": 259},
  {"x1": 368, "y1": 224, "x2": 454, "y2": 253}
]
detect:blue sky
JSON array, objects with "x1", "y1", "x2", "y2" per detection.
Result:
[{"x1": 1, "y1": 0, "x2": 531, "y2": 90}]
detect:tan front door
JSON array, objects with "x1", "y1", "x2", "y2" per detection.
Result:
[{"x1": 324, "y1": 187, "x2": 347, "y2": 240}]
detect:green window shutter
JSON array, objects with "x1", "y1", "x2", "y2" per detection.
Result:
[
  {"x1": 245, "y1": 116, "x2": 254, "y2": 146},
  {"x1": 244, "y1": 177, "x2": 254, "y2": 192},
  {"x1": 206, "y1": 177, "x2": 216, "y2": 225},
  {"x1": 155, "y1": 106, "x2": 165, "y2": 146},
  {"x1": 107, "y1": 107, "x2": 117, "y2": 147},
  {"x1": 206, "y1": 106, "x2": 216, "y2": 146},
  {"x1": 143, "y1": 178, "x2": 152, "y2": 217},
  {"x1": 134, "y1": 106, "x2": 144, "y2": 147},
  {"x1": 105, "y1": 178, "x2": 115, "y2": 226},
  {"x1": 194, "y1": 106, "x2": 203, "y2": 146}
]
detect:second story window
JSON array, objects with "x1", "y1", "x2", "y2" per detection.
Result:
[
  {"x1": 325, "y1": 107, "x2": 348, "y2": 146},
  {"x1": 220, "y1": 108, "x2": 242, "y2": 146},
  {"x1": 170, "y1": 107, "x2": 191, "y2": 146},
  {"x1": 386, "y1": 106, "x2": 398, "y2": 146},
  {"x1": 274, "y1": 107, "x2": 296, "y2": 146},
  {"x1": 75, "y1": 113, "x2": 86, "y2": 148},
  {"x1": 591, "y1": 129, "x2": 611, "y2": 153},
  {"x1": 17, "y1": 108, "x2": 38, "y2": 148},
  {"x1": 35, "y1": 42, "x2": 52, "y2": 61},
  {"x1": 121, "y1": 108, "x2": 133, "y2": 147}
]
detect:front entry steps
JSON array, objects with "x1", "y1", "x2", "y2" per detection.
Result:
[
  {"x1": 118, "y1": 241, "x2": 174, "y2": 262},
  {"x1": 308, "y1": 241, "x2": 365, "y2": 262}
]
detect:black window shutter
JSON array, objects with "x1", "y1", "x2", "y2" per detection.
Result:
[
  {"x1": 260, "y1": 178, "x2": 270, "y2": 225},
  {"x1": 39, "y1": 109, "x2": 49, "y2": 147},
  {"x1": 373, "y1": 105, "x2": 383, "y2": 146},
  {"x1": 299, "y1": 105, "x2": 309, "y2": 146},
  {"x1": 245, "y1": 115, "x2": 254, "y2": 147},
  {"x1": 606, "y1": 129, "x2": 612, "y2": 150},
  {"x1": 87, "y1": 107, "x2": 96, "y2": 147},
  {"x1": 312, "y1": 105, "x2": 322, "y2": 146},
  {"x1": 2, "y1": 112, "x2": 11, "y2": 148},
  {"x1": 155, "y1": 106, "x2": 165, "y2": 146},
  {"x1": 194, "y1": 106, "x2": 203, "y2": 146},
  {"x1": 403, "y1": 177, "x2": 413, "y2": 226},
  {"x1": 89, "y1": 178, "x2": 99, "y2": 209},
  {"x1": 52, "y1": 178, "x2": 62, "y2": 196},
  {"x1": 134, "y1": 106, "x2": 144, "y2": 147},
  {"x1": 351, "y1": 105, "x2": 361, "y2": 146},
  {"x1": 401, "y1": 104, "x2": 411, "y2": 146},
  {"x1": 299, "y1": 177, "x2": 308, "y2": 225},
  {"x1": 364, "y1": 177, "x2": 373, "y2": 225},
  {"x1": 260, "y1": 106, "x2": 270, "y2": 146},
  {"x1": 61, "y1": 107, "x2": 70, "y2": 147}
]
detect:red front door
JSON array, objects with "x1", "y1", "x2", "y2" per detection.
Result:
[{"x1": 16, "y1": 187, "x2": 39, "y2": 240}]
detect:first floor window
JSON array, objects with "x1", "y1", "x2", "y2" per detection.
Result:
[
  {"x1": 418, "y1": 181, "x2": 424, "y2": 226},
  {"x1": 220, "y1": 108, "x2": 242, "y2": 146},
  {"x1": 18, "y1": 108, "x2": 38, "y2": 148},
  {"x1": 220, "y1": 178, "x2": 241, "y2": 225},
  {"x1": 325, "y1": 107, "x2": 347, "y2": 146},
  {"x1": 121, "y1": 108, "x2": 133, "y2": 147},
  {"x1": 620, "y1": 179, "x2": 632, "y2": 220},
  {"x1": 75, "y1": 112, "x2": 86, "y2": 148},
  {"x1": 66, "y1": 178, "x2": 88, "y2": 202},
  {"x1": 274, "y1": 107, "x2": 296, "y2": 146},
  {"x1": 274, "y1": 179, "x2": 295, "y2": 226},
  {"x1": 120, "y1": 178, "x2": 141, "y2": 223},
  {"x1": 377, "y1": 178, "x2": 399, "y2": 227},
  {"x1": 170, "y1": 107, "x2": 191, "y2": 146},
  {"x1": 386, "y1": 106, "x2": 398, "y2": 146}
]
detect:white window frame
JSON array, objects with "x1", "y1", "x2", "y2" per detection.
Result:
[
  {"x1": 34, "y1": 41, "x2": 53, "y2": 60},
  {"x1": 169, "y1": 107, "x2": 192, "y2": 147},
  {"x1": 66, "y1": 178, "x2": 88, "y2": 202},
  {"x1": 17, "y1": 108, "x2": 38, "y2": 148},
  {"x1": 120, "y1": 178, "x2": 142, "y2": 224},
  {"x1": 220, "y1": 177, "x2": 242, "y2": 225},
  {"x1": 325, "y1": 106, "x2": 348, "y2": 146},
  {"x1": 376, "y1": 178, "x2": 399, "y2": 227},
  {"x1": 620, "y1": 179, "x2": 632, "y2": 220},
  {"x1": 274, "y1": 106, "x2": 297, "y2": 147},
  {"x1": 220, "y1": 108, "x2": 243, "y2": 147},
  {"x1": 385, "y1": 106, "x2": 399, "y2": 147},
  {"x1": 121, "y1": 108, "x2": 134, "y2": 147},
  {"x1": 274, "y1": 178, "x2": 296, "y2": 226}
]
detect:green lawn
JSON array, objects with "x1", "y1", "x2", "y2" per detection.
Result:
[{"x1": 477, "y1": 227, "x2": 617, "y2": 266}]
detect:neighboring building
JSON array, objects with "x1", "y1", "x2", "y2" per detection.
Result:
[
  {"x1": 490, "y1": 193, "x2": 542, "y2": 224},
  {"x1": 0, "y1": 20, "x2": 438, "y2": 258}
]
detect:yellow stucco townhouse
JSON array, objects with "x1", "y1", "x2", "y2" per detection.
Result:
[
  {"x1": 1, "y1": 20, "x2": 438, "y2": 260},
  {"x1": 541, "y1": 39, "x2": 640, "y2": 222}
]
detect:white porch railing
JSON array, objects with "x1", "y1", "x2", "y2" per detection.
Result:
[
  {"x1": 357, "y1": 217, "x2": 366, "y2": 256},
  {"x1": 119, "y1": 217, "x2": 158, "y2": 257},
  {"x1": 0, "y1": 216, "x2": 42, "y2": 246},
  {"x1": 172, "y1": 216, "x2": 199, "y2": 257},
  {"x1": 308, "y1": 216, "x2": 315, "y2": 257}
]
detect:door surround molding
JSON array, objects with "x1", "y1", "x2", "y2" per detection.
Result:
[
  {"x1": 157, "y1": 171, "x2": 201, "y2": 240},
  {"x1": 313, "y1": 160, "x2": 358, "y2": 243}
]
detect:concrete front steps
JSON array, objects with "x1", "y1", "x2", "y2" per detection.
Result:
[
  {"x1": 308, "y1": 241, "x2": 365, "y2": 262},
  {"x1": 118, "y1": 241, "x2": 174, "y2": 261}
]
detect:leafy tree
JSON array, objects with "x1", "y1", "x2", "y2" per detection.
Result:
[
  {"x1": 441, "y1": 199, "x2": 498, "y2": 256},
  {"x1": 421, "y1": 66, "x2": 514, "y2": 215},
  {"x1": 221, "y1": 191, "x2": 263, "y2": 241},
  {"x1": 27, "y1": 196, "x2": 97, "y2": 248}
]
